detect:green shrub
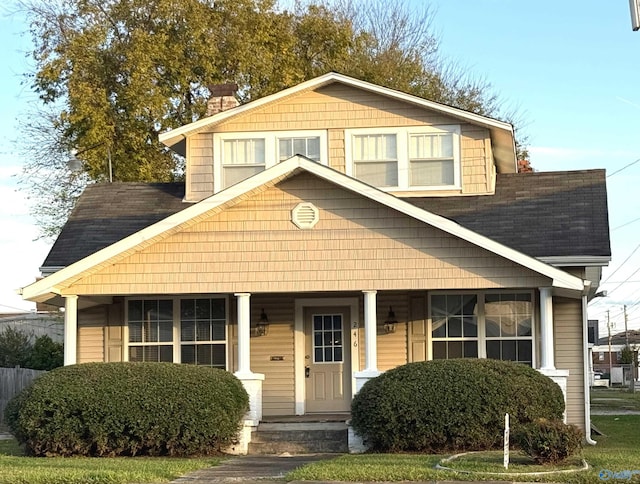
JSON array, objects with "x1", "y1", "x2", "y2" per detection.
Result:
[
  {"x1": 514, "y1": 418, "x2": 583, "y2": 464},
  {"x1": 350, "y1": 359, "x2": 564, "y2": 452},
  {"x1": 4, "y1": 362, "x2": 249, "y2": 456},
  {"x1": 0, "y1": 327, "x2": 32, "y2": 367},
  {"x1": 27, "y1": 335, "x2": 64, "y2": 370}
]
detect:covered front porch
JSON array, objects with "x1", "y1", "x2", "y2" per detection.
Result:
[{"x1": 58, "y1": 287, "x2": 575, "y2": 453}]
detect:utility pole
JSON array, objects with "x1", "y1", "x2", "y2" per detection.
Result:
[
  {"x1": 608, "y1": 310, "x2": 613, "y2": 385},
  {"x1": 624, "y1": 305, "x2": 629, "y2": 347}
]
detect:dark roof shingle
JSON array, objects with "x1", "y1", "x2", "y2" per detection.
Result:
[
  {"x1": 407, "y1": 169, "x2": 610, "y2": 259},
  {"x1": 43, "y1": 183, "x2": 186, "y2": 267}
]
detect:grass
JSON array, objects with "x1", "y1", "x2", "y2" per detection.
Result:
[
  {"x1": 442, "y1": 450, "x2": 585, "y2": 474},
  {"x1": 287, "y1": 415, "x2": 640, "y2": 483},
  {"x1": 0, "y1": 439, "x2": 221, "y2": 484},
  {"x1": 590, "y1": 386, "x2": 640, "y2": 411}
]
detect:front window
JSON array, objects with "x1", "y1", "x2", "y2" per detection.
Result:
[
  {"x1": 128, "y1": 299, "x2": 174, "y2": 362},
  {"x1": 431, "y1": 294, "x2": 478, "y2": 359},
  {"x1": 127, "y1": 297, "x2": 228, "y2": 367},
  {"x1": 485, "y1": 293, "x2": 533, "y2": 365},
  {"x1": 409, "y1": 132, "x2": 455, "y2": 186},
  {"x1": 180, "y1": 298, "x2": 227, "y2": 368},
  {"x1": 222, "y1": 138, "x2": 265, "y2": 187},
  {"x1": 214, "y1": 130, "x2": 328, "y2": 191},
  {"x1": 430, "y1": 291, "x2": 534, "y2": 366},
  {"x1": 353, "y1": 134, "x2": 398, "y2": 187},
  {"x1": 279, "y1": 136, "x2": 321, "y2": 162},
  {"x1": 346, "y1": 125, "x2": 460, "y2": 191}
]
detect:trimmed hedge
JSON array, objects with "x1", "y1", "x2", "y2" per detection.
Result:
[
  {"x1": 351, "y1": 359, "x2": 565, "y2": 452},
  {"x1": 514, "y1": 418, "x2": 583, "y2": 464},
  {"x1": 4, "y1": 362, "x2": 248, "y2": 457}
]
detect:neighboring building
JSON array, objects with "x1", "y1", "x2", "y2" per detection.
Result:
[
  {"x1": 592, "y1": 330, "x2": 640, "y2": 382},
  {"x1": 20, "y1": 73, "x2": 611, "y2": 451},
  {"x1": 588, "y1": 319, "x2": 599, "y2": 345},
  {"x1": 0, "y1": 312, "x2": 64, "y2": 343}
]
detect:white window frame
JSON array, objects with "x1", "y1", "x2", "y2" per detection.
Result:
[
  {"x1": 124, "y1": 295, "x2": 229, "y2": 368},
  {"x1": 345, "y1": 125, "x2": 461, "y2": 191},
  {"x1": 428, "y1": 290, "x2": 536, "y2": 366},
  {"x1": 213, "y1": 130, "x2": 328, "y2": 192}
]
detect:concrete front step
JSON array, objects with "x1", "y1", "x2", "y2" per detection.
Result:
[{"x1": 248, "y1": 422, "x2": 348, "y2": 454}]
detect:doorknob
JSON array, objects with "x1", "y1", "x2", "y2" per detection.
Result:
[{"x1": 305, "y1": 366, "x2": 310, "y2": 378}]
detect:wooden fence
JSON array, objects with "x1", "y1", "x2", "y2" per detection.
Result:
[{"x1": 0, "y1": 367, "x2": 46, "y2": 424}]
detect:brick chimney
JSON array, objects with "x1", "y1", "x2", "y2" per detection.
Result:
[
  {"x1": 517, "y1": 159, "x2": 533, "y2": 173},
  {"x1": 206, "y1": 83, "x2": 239, "y2": 116}
]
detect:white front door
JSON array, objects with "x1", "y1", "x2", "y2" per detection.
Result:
[{"x1": 304, "y1": 306, "x2": 351, "y2": 413}]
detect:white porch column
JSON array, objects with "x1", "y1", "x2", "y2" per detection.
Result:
[
  {"x1": 537, "y1": 287, "x2": 569, "y2": 422},
  {"x1": 235, "y1": 293, "x2": 252, "y2": 376},
  {"x1": 351, "y1": 290, "x2": 381, "y2": 453},
  {"x1": 230, "y1": 293, "x2": 264, "y2": 455},
  {"x1": 63, "y1": 295, "x2": 78, "y2": 366},
  {"x1": 539, "y1": 287, "x2": 555, "y2": 371},
  {"x1": 354, "y1": 290, "x2": 381, "y2": 393},
  {"x1": 363, "y1": 290, "x2": 378, "y2": 373}
]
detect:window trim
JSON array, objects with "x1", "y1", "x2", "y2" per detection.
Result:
[
  {"x1": 124, "y1": 295, "x2": 229, "y2": 368},
  {"x1": 213, "y1": 130, "x2": 328, "y2": 192},
  {"x1": 345, "y1": 125, "x2": 461, "y2": 191},
  {"x1": 428, "y1": 290, "x2": 536, "y2": 366}
]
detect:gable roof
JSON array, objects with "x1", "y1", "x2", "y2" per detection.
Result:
[
  {"x1": 41, "y1": 170, "x2": 610, "y2": 271},
  {"x1": 23, "y1": 157, "x2": 586, "y2": 302},
  {"x1": 158, "y1": 72, "x2": 517, "y2": 173}
]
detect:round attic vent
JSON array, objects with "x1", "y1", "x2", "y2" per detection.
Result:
[{"x1": 292, "y1": 202, "x2": 319, "y2": 229}]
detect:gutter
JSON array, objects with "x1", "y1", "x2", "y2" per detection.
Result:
[{"x1": 582, "y1": 293, "x2": 597, "y2": 445}]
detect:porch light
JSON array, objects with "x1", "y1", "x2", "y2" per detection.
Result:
[
  {"x1": 251, "y1": 308, "x2": 269, "y2": 337},
  {"x1": 383, "y1": 307, "x2": 397, "y2": 334}
]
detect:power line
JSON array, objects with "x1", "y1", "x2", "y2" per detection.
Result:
[
  {"x1": 613, "y1": 216, "x2": 640, "y2": 231},
  {"x1": 600, "y1": 241, "x2": 640, "y2": 285},
  {"x1": 0, "y1": 303, "x2": 33, "y2": 313},
  {"x1": 607, "y1": 157, "x2": 640, "y2": 178}
]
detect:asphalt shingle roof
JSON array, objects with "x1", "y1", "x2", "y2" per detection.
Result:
[
  {"x1": 43, "y1": 182, "x2": 186, "y2": 267},
  {"x1": 42, "y1": 169, "x2": 610, "y2": 268},
  {"x1": 408, "y1": 169, "x2": 610, "y2": 259}
]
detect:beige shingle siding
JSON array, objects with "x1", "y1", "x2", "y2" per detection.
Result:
[
  {"x1": 186, "y1": 83, "x2": 495, "y2": 199},
  {"x1": 77, "y1": 306, "x2": 107, "y2": 363},
  {"x1": 188, "y1": 133, "x2": 214, "y2": 201},
  {"x1": 247, "y1": 295, "x2": 296, "y2": 416},
  {"x1": 63, "y1": 174, "x2": 550, "y2": 296},
  {"x1": 553, "y1": 297, "x2": 585, "y2": 432},
  {"x1": 328, "y1": 128, "x2": 345, "y2": 172},
  {"x1": 357, "y1": 293, "x2": 409, "y2": 371}
]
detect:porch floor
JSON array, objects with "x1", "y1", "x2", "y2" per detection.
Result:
[{"x1": 260, "y1": 413, "x2": 350, "y2": 423}]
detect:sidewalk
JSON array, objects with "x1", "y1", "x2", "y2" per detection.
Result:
[
  {"x1": 170, "y1": 454, "x2": 334, "y2": 483},
  {"x1": 169, "y1": 454, "x2": 543, "y2": 484}
]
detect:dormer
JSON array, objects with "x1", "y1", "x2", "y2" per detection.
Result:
[{"x1": 160, "y1": 73, "x2": 517, "y2": 202}]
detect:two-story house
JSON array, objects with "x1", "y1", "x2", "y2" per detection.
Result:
[{"x1": 20, "y1": 73, "x2": 610, "y2": 452}]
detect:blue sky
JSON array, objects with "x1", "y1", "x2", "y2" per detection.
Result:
[{"x1": 0, "y1": 1, "x2": 638, "y2": 337}]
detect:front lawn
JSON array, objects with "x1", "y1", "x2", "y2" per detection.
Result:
[
  {"x1": 287, "y1": 415, "x2": 640, "y2": 483},
  {"x1": 0, "y1": 439, "x2": 220, "y2": 484},
  {"x1": 590, "y1": 386, "x2": 640, "y2": 411}
]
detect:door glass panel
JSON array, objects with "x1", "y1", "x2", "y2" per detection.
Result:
[{"x1": 312, "y1": 313, "x2": 343, "y2": 363}]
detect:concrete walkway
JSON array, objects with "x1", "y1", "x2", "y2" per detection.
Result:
[
  {"x1": 170, "y1": 454, "x2": 336, "y2": 483},
  {"x1": 169, "y1": 454, "x2": 541, "y2": 484}
]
